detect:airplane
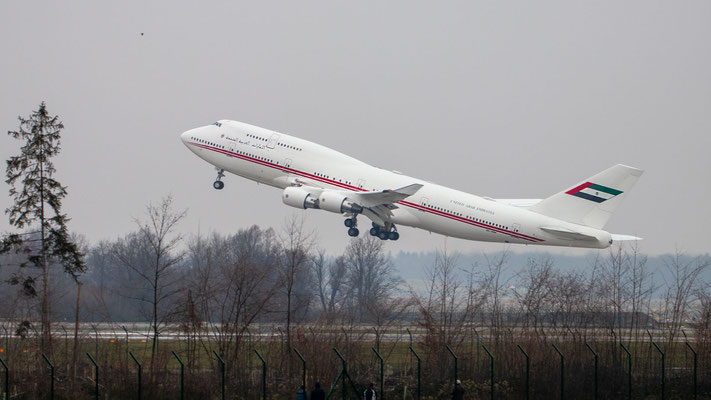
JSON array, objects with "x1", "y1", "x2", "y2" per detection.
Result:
[{"x1": 180, "y1": 120, "x2": 643, "y2": 249}]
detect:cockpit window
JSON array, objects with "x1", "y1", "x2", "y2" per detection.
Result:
[{"x1": 212, "y1": 122, "x2": 222, "y2": 127}]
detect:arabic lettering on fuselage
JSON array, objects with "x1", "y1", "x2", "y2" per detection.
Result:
[{"x1": 451, "y1": 199, "x2": 495, "y2": 215}]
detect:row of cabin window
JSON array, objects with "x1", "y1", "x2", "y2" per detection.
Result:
[
  {"x1": 423, "y1": 203, "x2": 509, "y2": 231},
  {"x1": 246, "y1": 133, "x2": 266, "y2": 142},
  {"x1": 192, "y1": 137, "x2": 225, "y2": 149},
  {"x1": 245, "y1": 133, "x2": 303, "y2": 151},
  {"x1": 277, "y1": 142, "x2": 302, "y2": 151},
  {"x1": 312, "y1": 172, "x2": 353, "y2": 185},
  {"x1": 233, "y1": 149, "x2": 274, "y2": 164}
]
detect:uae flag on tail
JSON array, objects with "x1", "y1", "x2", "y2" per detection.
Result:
[{"x1": 566, "y1": 182, "x2": 623, "y2": 203}]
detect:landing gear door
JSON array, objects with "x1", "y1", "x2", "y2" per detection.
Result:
[{"x1": 267, "y1": 134, "x2": 280, "y2": 149}]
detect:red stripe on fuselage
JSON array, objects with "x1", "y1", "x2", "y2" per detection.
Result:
[
  {"x1": 189, "y1": 142, "x2": 544, "y2": 243},
  {"x1": 399, "y1": 201, "x2": 543, "y2": 242}
]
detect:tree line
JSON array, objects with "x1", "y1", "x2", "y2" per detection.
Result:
[{"x1": 2, "y1": 103, "x2": 711, "y2": 398}]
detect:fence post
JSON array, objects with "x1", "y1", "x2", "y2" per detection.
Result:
[
  {"x1": 172, "y1": 351, "x2": 184, "y2": 400},
  {"x1": 129, "y1": 352, "x2": 142, "y2": 400},
  {"x1": 682, "y1": 329, "x2": 689, "y2": 363},
  {"x1": 408, "y1": 346, "x2": 421, "y2": 400},
  {"x1": 371, "y1": 347, "x2": 384, "y2": 399},
  {"x1": 213, "y1": 350, "x2": 225, "y2": 400},
  {"x1": 214, "y1": 326, "x2": 222, "y2": 356},
  {"x1": 41, "y1": 353, "x2": 54, "y2": 400},
  {"x1": 246, "y1": 327, "x2": 252, "y2": 371},
  {"x1": 333, "y1": 348, "x2": 348, "y2": 400},
  {"x1": 0, "y1": 357, "x2": 7, "y2": 400},
  {"x1": 122, "y1": 325, "x2": 129, "y2": 367},
  {"x1": 482, "y1": 345, "x2": 494, "y2": 400},
  {"x1": 406, "y1": 328, "x2": 413, "y2": 378},
  {"x1": 517, "y1": 345, "x2": 529, "y2": 400},
  {"x1": 92, "y1": 325, "x2": 99, "y2": 358},
  {"x1": 652, "y1": 342, "x2": 665, "y2": 400},
  {"x1": 255, "y1": 350, "x2": 266, "y2": 400},
  {"x1": 372, "y1": 327, "x2": 380, "y2": 353},
  {"x1": 685, "y1": 341, "x2": 697, "y2": 400},
  {"x1": 585, "y1": 344, "x2": 599, "y2": 400},
  {"x1": 294, "y1": 348, "x2": 306, "y2": 390},
  {"x1": 552, "y1": 344, "x2": 564, "y2": 400},
  {"x1": 446, "y1": 345, "x2": 458, "y2": 386},
  {"x1": 620, "y1": 343, "x2": 632, "y2": 400},
  {"x1": 87, "y1": 352, "x2": 99, "y2": 400},
  {"x1": 474, "y1": 327, "x2": 481, "y2": 370}
]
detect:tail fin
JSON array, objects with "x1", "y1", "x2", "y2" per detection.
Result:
[{"x1": 529, "y1": 164, "x2": 643, "y2": 229}]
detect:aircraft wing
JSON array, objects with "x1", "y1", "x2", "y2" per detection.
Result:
[
  {"x1": 348, "y1": 184, "x2": 423, "y2": 207},
  {"x1": 540, "y1": 226, "x2": 598, "y2": 241}
]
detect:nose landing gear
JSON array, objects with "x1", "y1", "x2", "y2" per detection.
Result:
[{"x1": 213, "y1": 169, "x2": 225, "y2": 190}]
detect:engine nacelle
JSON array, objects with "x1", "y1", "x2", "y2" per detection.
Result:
[
  {"x1": 318, "y1": 190, "x2": 363, "y2": 214},
  {"x1": 282, "y1": 187, "x2": 319, "y2": 209}
]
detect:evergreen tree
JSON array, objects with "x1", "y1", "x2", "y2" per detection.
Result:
[{"x1": 1, "y1": 102, "x2": 86, "y2": 352}]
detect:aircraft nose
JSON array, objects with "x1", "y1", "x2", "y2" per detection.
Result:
[{"x1": 180, "y1": 130, "x2": 192, "y2": 145}]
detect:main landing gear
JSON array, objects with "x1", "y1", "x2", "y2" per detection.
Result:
[
  {"x1": 344, "y1": 216, "x2": 359, "y2": 237},
  {"x1": 369, "y1": 222, "x2": 399, "y2": 241},
  {"x1": 213, "y1": 169, "x2": 225, "y2": 190},
  {"x1": 343, "y1": 217, "x2": 399, "y2": 241}
]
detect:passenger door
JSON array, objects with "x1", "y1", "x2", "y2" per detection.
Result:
[{"x1": 267, "y1": 134, "x2": 280, "y2": 149}]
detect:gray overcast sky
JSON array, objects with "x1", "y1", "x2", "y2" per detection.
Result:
[{"x1": 1, "y1": 1, "x2": 709, "y2": 256}]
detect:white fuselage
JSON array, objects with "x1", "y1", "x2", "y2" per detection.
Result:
[{"x1": 181, "y1": 120, "x2": 612, "y2": 248}]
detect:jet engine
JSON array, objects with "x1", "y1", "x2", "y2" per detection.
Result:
[
  {"x1": 318, "y1": 190, "x2": 363, "y2": 214},
  {"x1": 282, "y1": 187, "x2": 319, "y2": 209}
]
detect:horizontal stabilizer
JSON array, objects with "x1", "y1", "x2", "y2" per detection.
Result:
[
  {"x1": 611, "y1": 234, "x2": 643, "y2": 241},
  {"x1": 495, "y1": 199, "x2": 542, "y2": 207},
  {"x1": 540, "y1": 226, "x2": 598, "y2": 241}
]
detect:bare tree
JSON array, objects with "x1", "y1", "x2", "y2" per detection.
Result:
[
  {"x1": 480, "y1": 249, "x2": 511, "y2": 339},
  {"x1": 662, "y1": 250, "x2": 710, "y2": 343},
  {"x1": 626, "y1": 243, "x2": 655, "y2": 338},
  {"x1": 512, "y1": 257, "x2": 555, "y2": 341},
  {"x1": 278, "y1": 215, "x2": 315, "y2": 353},
  {"x1": 413, "y1": 247, "x2": 483, "y2": 349},
  {"x1": 113, "y1": 195, "x2": 186, "y2": 370},
  {"x1": 312, "y1": 251, "x2": 351, "y2": 322},
  {"x1": 184, "y1": 226, "x2": 281, "y2": 375},
  {"x1": 342, "y1": 236, "x2": 401, "y2": 321}
]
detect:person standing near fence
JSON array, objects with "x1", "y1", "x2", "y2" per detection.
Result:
[
  {"x1": 296, "y1": 385, "x2": 308, "y2": 400},
  {"x1": 311, "y1": 382, "x2": 325, "y2": 400},
  {"x1": 452, "y1": 379, "x2": 465, "y2": 400},
  {"x1": 364, "y1": 382, "x2": 377, "y2": 400}
]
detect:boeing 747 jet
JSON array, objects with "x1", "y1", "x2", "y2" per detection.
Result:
[{"x1": 181, "y1": 120, "x2": 643, "y2": 248}]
